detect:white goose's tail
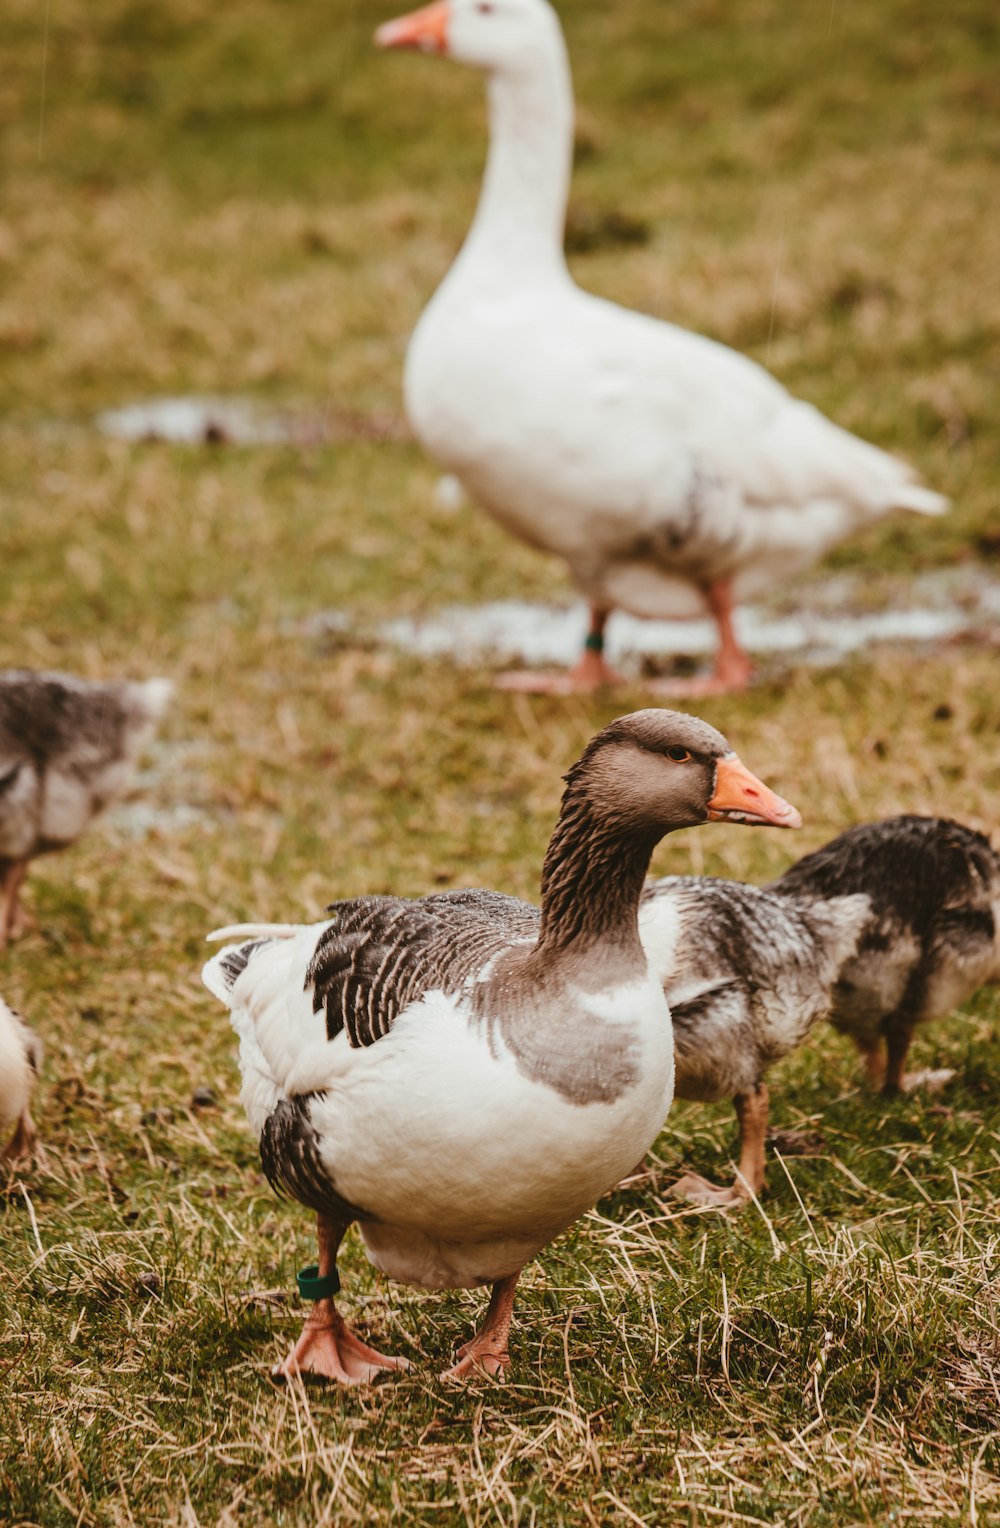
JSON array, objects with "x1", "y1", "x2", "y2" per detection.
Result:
[
  {"x1": 207, "y1": 923, "x2": 304, "y2": 944},
  {"x1": 890, "y1": 484, "x2": 948, "y2": 516}
]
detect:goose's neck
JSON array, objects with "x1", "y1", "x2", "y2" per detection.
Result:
[
  {"x1": 459, "y1": 50, "x2": 574, "y2": 275},
  {"x1": 536, "y1": 791, "x2": 660, "y2": 964}
]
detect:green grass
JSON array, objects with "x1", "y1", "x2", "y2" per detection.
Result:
[{"x1": 2, "y1": 0, "x2": 999, "y2": 1521}]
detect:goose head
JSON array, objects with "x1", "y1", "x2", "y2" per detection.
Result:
[
  {"x1": 565, "y1": 710, "x2": 802, "y2": 837},
  {"x1": 375, "y1": 0, "x2": 561, "y2": 74}
]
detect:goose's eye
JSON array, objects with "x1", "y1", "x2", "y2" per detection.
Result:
[
  {"x1": 477, "y1": 2, "x2": 494, "y2": 11},
  {"x1": 665, "y1": 746, "x2": 691, "y2": 763}
]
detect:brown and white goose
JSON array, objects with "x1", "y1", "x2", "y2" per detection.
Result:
[
  {"x1": 0, "y1": 671, "x2": 172, "y2": 947},
  {"x1": 0, "y1": 996, "x2": 40, "y2": 1160},
  {"x1": 772, "y1": 816, "x2": 1000, "y2": 1093},
  {"x1": 202, "y1": 710, "x2": 800, "y2": 1385}
]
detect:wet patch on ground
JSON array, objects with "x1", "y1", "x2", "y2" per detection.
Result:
[
  {"x1": 303, "y1": 564, "x2": 1000, "y2": 675},
  {"x1": 106, "y1": 740, "x2": 218, "y2": 840},
  {"x1": 96, "y1": 396, "x2": 406, "y2": 448}
]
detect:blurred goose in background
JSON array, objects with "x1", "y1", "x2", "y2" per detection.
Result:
[
  {"x1": 636, "y1": 876, "x2": 870, "y2": 1206},
  {"x1": 203, "y1": 710, "x2": 800, "y2": 1385},
  {"x1": 0, "y1": 671, "x2": 173, "y2": 947},
  {"x1": 0, "y1": 996, "x2": 40, "y2": 1160},
  {"x1": 376, "y1": 0, "x2": 946, "y2": 696},
  {"x1": 772, "y1": 816, "x2": 1000, "y2": 1093}
]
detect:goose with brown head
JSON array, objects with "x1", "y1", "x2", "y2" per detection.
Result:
[{"x1": 203, "y1": 709, "x2": 799, "y2": 1387}]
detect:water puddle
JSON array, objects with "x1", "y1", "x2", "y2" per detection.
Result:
[
  {"x1": 311, "y1": 565, "x2": 1000, "y2": 673},
  {"x1": 96, "y1": 395, "x2": 405, "y2": 447},
  {"x1": 106, "y1": 741, "x2": 217, "y2": 840}
]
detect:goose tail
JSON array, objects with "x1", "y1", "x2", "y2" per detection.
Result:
[
  {"x1": 202, "y1": 923, "x2": 302, "y2": 1005},
  {"x1": 891, "y1": 484, "x2": 949, "y2": 516}
]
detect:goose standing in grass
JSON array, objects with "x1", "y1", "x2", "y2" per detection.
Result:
[
  {"x1": 772, "y1": 816, "x2": 1000, "y2": 1093},
  {"x1": 633, "y1": 876, "x2": 870, "y2": 1207},
  {"x1": 376, "y1": 0, "x2": 946, "y2": 696},
  {"x1": 0, "y1": 997, "x2": 40, "y2": 1160},
  {"x1": 0, "y1": 671, "x2": 173, "y2": 947},
  {"x1": 203, "y1": 710, "x2": 800, "y2": 1385}
]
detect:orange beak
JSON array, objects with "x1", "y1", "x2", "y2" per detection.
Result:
[
  {"x1": 375, "y1": 2, "x2": 450, "y2": 54},
  {"x1": 707, "y1": 755, "x2": 802, "y2": 830}
]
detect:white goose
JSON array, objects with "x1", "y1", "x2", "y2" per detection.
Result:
[
  {"x1": 0, "y1": 997, "x2": 40, "y2": 1161},
  {"x1": 376, "y1": 0, "x2": 946, "y2": 695},
  {"x1": 202, "y1": 710, "x2": 799, "y2": 1384}
]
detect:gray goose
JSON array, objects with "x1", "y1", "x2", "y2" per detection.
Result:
[
  {"x1": 635, "y1": 876, "x2": 869, "y2": 1207},
  {"x1": 0, "y1": 671, "x2": 172, "y2": 947},
  {"x1": 772, "y1": 816, "x2": 1000, "y2": 1093},
  {"x1": 202, "y1": 709, "x2": 800, "y2": 1386}
]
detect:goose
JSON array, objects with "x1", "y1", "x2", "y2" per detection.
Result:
[
  {"x1": 632, "y1": 876, "x2": 869, "y2": 1206},
  {"x1": 202, "y1": 709, "x2": 800, "y2": 1384},
  {"x1": 375, "y1": 0, "x2": 946, "y2": 696},
  {"x1": 0, "y1": 671, "x2": 173, "y2": 947},
  {"x1": 772, "y1": 816, "x2": 1000, "y2": 1094},
  {"x1": 0, "y1": 997, "x2": 40, "y2": 1160}
]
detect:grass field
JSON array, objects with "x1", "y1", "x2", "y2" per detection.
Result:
[{"x1": 2, "y1": 0, "x2": 999, "y2": 1522}]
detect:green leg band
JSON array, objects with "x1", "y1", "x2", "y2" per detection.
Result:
[{"x1": 297, "y1": 1263, "x2": 341, "y2": 1301}]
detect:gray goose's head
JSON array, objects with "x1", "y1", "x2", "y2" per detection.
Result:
[{"x1": 563, "y1": 709, "x2": 802, "y2": 837}]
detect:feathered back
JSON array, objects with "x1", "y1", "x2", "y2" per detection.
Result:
[{"x1": 0, "y1": 670, "x2": 173, "y2": 858}]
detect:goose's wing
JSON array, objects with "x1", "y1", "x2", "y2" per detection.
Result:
[
  {"x1": 306, "y1": 888, "x2": 539, "y2": 1049},
  {"x1": 203, "y1": 890, "x2": 540, "y2": 1099},
  {"x1": 570, "y1": 293, "x2": 946, "y2": 520}
]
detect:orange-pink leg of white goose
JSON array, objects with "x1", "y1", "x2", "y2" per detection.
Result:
[
  {"x1": 495, "y1": 607, "x2": 622, "y2": 694},
  {"x1": 647, "y1": 578, "x2": 754, "y2": 699},
  {"x1": 496, "y1": 579, "x2": 753, "y2": 698},
  {"x1": 440, "y1": 1271, "x2": 521, "y2": 1383},
  {"x1": 276, "y1": 1215, "x2": 410, "y2": 1387}
]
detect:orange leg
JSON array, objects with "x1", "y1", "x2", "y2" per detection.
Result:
[
  {"x1": 276, "y1": 1215, "x2": 409, "y2": 1387},
  {"x1": 441, "y1": 1271, "x2": 521, "y2": 1383},
  {"x1": 667, "y1": 1083, "x2": 769, "y2": 1210},
  {"x1": 855, "y1": 1036, "x2": 887, "y2": 1089},
  {"x1": 0, "y1": 861, "x2": 30, "y2": 950},
  {"x1": 648, "y1": 578, "x2": 754, "y2": 698},
  {"x1": 882, "y1": 1013, "x2": 916, "y2": 1096},
  {"x1": 495, "y1": 607, "x2": 624, "y2": 694},
  {"x1": 3, "y1": 1109, "x2": 36, "y2": 1162}
]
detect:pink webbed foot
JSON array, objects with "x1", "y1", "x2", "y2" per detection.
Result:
[
  {"x1": 902, "y1": 1067, "x2": 956, "y2": 1094},
  {"x1": 495, "y1": 649, "x2": 625, "y2": 695},
  {"x1": 440, "y1": 1272, "x2": 520, "y2": 1383},
  {"x1": 440, "y1": 1336, "x2": 511, "y2": 1384},
  {"x1": 667, "y1": 1171, "x2": 748, "y2": 1211},
  {"x1": 645, "y1": 652, "x2": 754, "y2": 699},
  {"x1": 275, "y1": 1299, "x2": 410, "y2": 1387}
]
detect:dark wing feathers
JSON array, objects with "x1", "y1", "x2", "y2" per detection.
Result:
[
  {"x1": 0, "y1": 671, "x2": 131, "y2": 771},
  {"x1": 216, "y1": 939, "x2": 272, "y2": 993},
  {"x1": 773, "y1": 816, "x2": 1000, "y2": 940},
  {"x1": 258, "y1": 1096, "x2": 367, "y2": 1221},
  {"x1": 306, "y1": 889, "x2": 540, "y2": 1049}
]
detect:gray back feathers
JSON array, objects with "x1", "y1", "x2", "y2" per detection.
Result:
[{"x1": 0, "y1": 671, "x2": 172, "y2": 859}]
